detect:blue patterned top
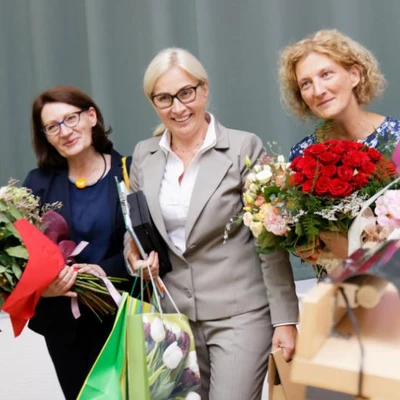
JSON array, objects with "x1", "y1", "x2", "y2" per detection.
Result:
[{"x1": 289, "y1": 116, "x2": 400, "y2": 161}]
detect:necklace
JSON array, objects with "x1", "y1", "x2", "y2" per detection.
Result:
[{"x1": 70, "y1": 153, "x2": 107, "y2": 189}]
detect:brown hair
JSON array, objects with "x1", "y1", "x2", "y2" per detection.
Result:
[
  {"x1": 31, "y1": 85, "x2": 112, "y2": 169},
  {"x1": 279, "y1": 29, "x2": 386, "y2": 119}
]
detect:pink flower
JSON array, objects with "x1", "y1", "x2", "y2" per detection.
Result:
[
  {"x1": 264, "y1": 213, "x2": 290, "y2": 236},
  {"x1": 375, "y1": 191, "x2": 400, "y2": 230}
]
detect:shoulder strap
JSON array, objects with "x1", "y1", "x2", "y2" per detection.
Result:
[{"x1": 121, "y1": 156, "x2": 130, "y2": 189}]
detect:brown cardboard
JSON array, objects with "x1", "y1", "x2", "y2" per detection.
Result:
[
  {"x1": 291, "y1": 282, "x2": 400, "y2": 399},
  {"x1": 268, "y1": 348, "x2": 306, "y2": 400}
]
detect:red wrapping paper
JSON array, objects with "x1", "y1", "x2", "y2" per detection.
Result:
[{"x1": 2, "y1": 219, "x2": 65, "y2": 336}]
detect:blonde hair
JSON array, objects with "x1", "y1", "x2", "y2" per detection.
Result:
[
  {"x1": 279, "y1": 29, "x2": 386, "y2": 119},
  {"x1": 143, "y1": 47, "x2": 209, "y2": 136}
]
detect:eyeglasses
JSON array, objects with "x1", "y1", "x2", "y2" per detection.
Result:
[
  {"x1": 42, "y1": 109, "x2": 88, "y2": 136},
  {"x1": 151, "y1": 83, "x2": 202, "y2": 109}
]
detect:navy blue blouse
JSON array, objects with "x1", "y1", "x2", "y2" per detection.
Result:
[
  {"x1": 289, "y1": 116, "x2": 400, "y2": 161},
  {"x1": 69, "y1": 172, "x2": 113, "y2": 264}
]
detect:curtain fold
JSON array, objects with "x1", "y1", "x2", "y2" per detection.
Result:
[{"x1": 1, "y1": 0, "x2": 400, "y2": 280}]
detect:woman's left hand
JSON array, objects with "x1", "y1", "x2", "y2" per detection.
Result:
[
  {"x1": 73, "y1": 263, "x2": 107, "y2": 277},
  {"x1": 272, "y1": 325, "x2": 297, "y2": 361},
  {"x1": 319, "y1": 231, "x2": 348, "y2": 260}
]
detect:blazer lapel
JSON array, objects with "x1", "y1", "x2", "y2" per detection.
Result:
[{"x1": 185, "y1": 123, "x2": 232, "y2": 241}]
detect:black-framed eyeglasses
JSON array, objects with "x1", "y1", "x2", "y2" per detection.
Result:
[
  {"x1": 151, "y1": 83, "x2": 202, "y2": 109},
  {"x1": 42, "y1": 109, "x2": 88, "y2": 136}
]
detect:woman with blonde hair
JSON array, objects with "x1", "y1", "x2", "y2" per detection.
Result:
[
  {"x1": 125, "y1": 47, "x2": 298, "y2": 400},
  {"x1": 279, "y1": 29, "x2": 400, "y2": 263}
]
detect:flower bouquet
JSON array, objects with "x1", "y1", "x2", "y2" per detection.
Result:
[
  {"x1": 226, "y1": 140, "x2": 398, "y2": 277},
  {"x1": 0, "y1": 180, "x2": 126, "y2": 336}
]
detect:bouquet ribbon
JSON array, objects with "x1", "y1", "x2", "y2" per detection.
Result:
[
  {"x1": 2, "y1": 219, "x2": 65, "y2": 336},
  {"x1": 70, "y1": 274, "x2": 122, "y2": 319}
]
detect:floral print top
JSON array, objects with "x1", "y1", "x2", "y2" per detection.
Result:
[{"x1": 289, "y1": 116, "x2": 400, "y2": 161}]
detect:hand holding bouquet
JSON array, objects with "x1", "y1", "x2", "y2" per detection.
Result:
[{"x1": 0, "y1": 180, "x2": 126, "y2": 336}]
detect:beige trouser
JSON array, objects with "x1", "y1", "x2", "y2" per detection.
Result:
[{"x1": 190, "y1": 305, "x2": 272, "y2": 400}]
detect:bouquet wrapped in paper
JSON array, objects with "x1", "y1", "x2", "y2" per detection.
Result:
[{"x1": 0, "y1": 180, "x2": 125, "y2": 336}]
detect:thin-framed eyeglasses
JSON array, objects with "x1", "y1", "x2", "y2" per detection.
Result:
[
  {"x1": 42, "y1": 109, "x2": 88, "y2": 136},
  {"x1": 151, "y1": 83, "x2": 202, "y2": 109}
]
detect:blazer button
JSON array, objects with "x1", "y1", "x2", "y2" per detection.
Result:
[{"x1": 185, "y1": 289, "x2": 192, "y2": 298}]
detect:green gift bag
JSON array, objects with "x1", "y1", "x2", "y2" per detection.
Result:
[
  {"x1": 127, "y1": 274, "x2": 201, "y2": 400},
  {"x1": 77, "y1": 291, "x2": 155, "y2": 400}
]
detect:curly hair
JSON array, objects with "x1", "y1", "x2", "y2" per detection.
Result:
[{"x1": 279, "y1": 29, "x2": 386, "y2": 119}]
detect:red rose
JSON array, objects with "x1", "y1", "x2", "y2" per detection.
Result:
[
  {"x1": 377, "y1": 158, "x2": 397, "y2": 179},
  {"x1": 293, "y1": 172, "x2": 305, "y2": 185},
  {"x1": 315, "y1": 176, "x2": 331, "y2": 195},
  {"x1": 328, "y1": 178, "x2": 353, "y2": 197},
  {"x1": 304, "y1": 143, "x2": 327, "y2": 156},
  {"x1": 337, "y1": 165, "x2": 354, "y2": 181},
  {"x1": 290, "y1": 156, "x2": 305, "y2": 172},
  {"x1": 367, "y1": 148, "x2": 382, "y2": 161},
  {"x1": 303, "y1": 158, "x2": 320, "y2": 179},
  {"x1": 342, "y1": 141, "x2": 364, "y2": 151},
  {"x1": 318, "y1": 151, "x2": 341, "y2": 164},
  {"x1": 324, "y1": 140, "x2": 346, "y2": 154},
  {"x1": 352, "y1": 172, "x2": 369, "y2": 189},
  {"x1": 360, "y1": 160, "x2": 376, "y2": 175},
  {"x1": 302, "y1": 180, "x2": 314, "y2": 193},
  {"x1": 386, "y1": 161, "x2": 397, "y2": 177},
  {"x1": 342, "y1": 150, "x2": 367, "y2": 168},
  {"x1": 321, "y1": 164, "x2": 337, "y2": 177}
]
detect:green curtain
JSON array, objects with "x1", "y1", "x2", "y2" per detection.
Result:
[{"x1": 2, "y1": 0, "x2": 400, "y2": 279}]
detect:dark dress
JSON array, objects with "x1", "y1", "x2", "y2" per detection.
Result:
[
  {"x1": 23, "y1": 148, "x2": 132, "y2": 400},
  {"x1": 289, "y1": 116, "x2": 400, "y2": 160}
]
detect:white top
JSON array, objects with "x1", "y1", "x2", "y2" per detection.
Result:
[{"x1": 158, "y1": 114, "x2": 217, "y2": 254}]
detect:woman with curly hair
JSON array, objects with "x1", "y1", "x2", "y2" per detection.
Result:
[{"x1": 279, "y1": 29, "x2": 400, "y2": 263}]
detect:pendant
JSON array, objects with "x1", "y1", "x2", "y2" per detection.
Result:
[{"x1": 75, "y1": 177, "x2": 87, "y2": 189}]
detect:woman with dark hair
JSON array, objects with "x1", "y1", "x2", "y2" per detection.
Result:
[{"x1": 24, "y1": 85, "x2": 159, "y2": 400}]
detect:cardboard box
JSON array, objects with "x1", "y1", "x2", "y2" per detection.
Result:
[{"x1": 268, "y1": 348, "x2": 306, "y2": 400}]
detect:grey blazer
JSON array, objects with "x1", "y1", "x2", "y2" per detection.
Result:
[{"x1": 129, "y1": 119, "x2": 298, "y2": 325}]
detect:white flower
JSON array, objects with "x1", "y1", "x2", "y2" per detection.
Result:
[
  {"x1": 250, "y1": 221, "x2": 264, "y2": 238},
  {"x1": 184, "y1": 350, "x2": 200, "y2": 375},
  {"x1": 243, "y1": 212, "x2": 254, "y2": 227},
  {"x1": 276, "y1": 155, "x2": 285, "y2": 163},
  {"x1": 186, "y1": 392, "x2": 201, "y2": 400},
  {"x1": 249, "y1": 183, "x2": 259, "y2": 193},
  {"x1": 246, "y1": 172, "x2": 256, "y2": 183},
  {"x1": 150, "y1": 317, "x2": 165, "y2": 343},
  {"x1": 163, "y1": 341, "x2": 183, "y2": 369},
  {"x1": 256, "y1": 166, "x2": 272, "y2": 184}
]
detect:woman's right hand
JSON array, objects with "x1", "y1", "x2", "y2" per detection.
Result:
[
  {"x1": 127, "y1": 239, "x2": 159, "y2": 281},
  {"x1": 42, "y1": 266, "x2": 77, "y2": 298},
  {"x1": 294, "y1": 238, "x2": 322, "y2": 265}
]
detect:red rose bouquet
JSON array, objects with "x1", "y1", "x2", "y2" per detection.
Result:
[{"x1": 225, "y1": 140, "x2": 398, "y2": 277}]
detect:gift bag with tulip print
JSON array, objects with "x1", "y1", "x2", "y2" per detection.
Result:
[
  {"x1": 77, "y1": 291, "x2": 156, "y2": 400},
  {"x1": 127, "y1": 272, "x2": 201, "y2": 400}
]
